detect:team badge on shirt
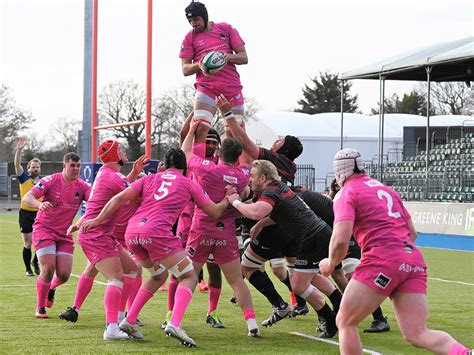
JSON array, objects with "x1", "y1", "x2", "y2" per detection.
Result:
[
  {"x1": 36, "y1": 183, "x2": 44, "y2": 190},
  {"x1": 374, "y1": 273, "x2": 391, "y2": 289},
  {"x1": 219, "y1": 34, "x2": 228, "y2": 40}
]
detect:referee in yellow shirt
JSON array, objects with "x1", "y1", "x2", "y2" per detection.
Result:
[{"x1": 14, "y1": 138, "x2": 41, "y2": 276}]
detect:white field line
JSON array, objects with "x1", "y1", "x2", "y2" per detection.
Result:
[
  {"x1": 0, "y1": 220, "x2": 18, "y2": 225},
  {"x1": 291, "y1": 332, "x2": 382, "y2": 355},
  {"x1": 428, "y1": 277, "x2": 474, "y2": 286},
  {"x1": 0, "y1": 274, "x2": 108, "y2": 288},
  {"x1": 70, "y1": 273, "x2": 108, "y2": 286},
  {"x1": 421, "y1": 246, "x2": 474, "y2": 253}
]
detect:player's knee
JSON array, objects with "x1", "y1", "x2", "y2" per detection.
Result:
[
  {"x1": 291, "y1": 282, "x2": 310, "y2": 298},
  {"x1": 271, "y1": 267, "x2": 286, "y2": 280},
  {"x1": 24, "y1": 240, "x2": 32, "y2": 248},
  {"x1": 56, "y1": 272, "x2": 70, "y2": 284},
  {"x1": 401, "y1": 328, "x2": 425, "y2": 348},
  {"x1": 41, "y1": 266, "x2": 55, "y2": 280}
]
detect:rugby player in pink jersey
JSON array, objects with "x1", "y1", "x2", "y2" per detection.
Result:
[
  {"x1": 81, "y1": 148, "x2": 231, "y2": 347},
  {"x1": 180, "y1": 1, "x2": 248, "y2": 148},
  {"x1": 162, "y1": 121, "x2": 225, "y2": 330},
  {"x1": 182, "y1": 122, "x2": 261, "y2": 337},
  {"x1": 22, "y1": 153, "x2": 90, "y2": 319},
  {"x1": 58, "y1": 200, "x2": 142, "y2": 325},
  {"x1": 74, "y1": 140, "x2": 148, "y2": 341},
  {"x1": 319, "y1": 148, "x2": 470, "y2": 355}
]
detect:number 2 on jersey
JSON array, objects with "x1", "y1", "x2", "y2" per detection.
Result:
[
  {"x1": 154, "y1": 181, "x2": 173, "y2": 201},
  {"x1": 377, "y1": 190, "x2": 401, "y2": 218}
]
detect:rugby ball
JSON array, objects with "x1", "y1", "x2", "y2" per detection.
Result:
[{"x1": 201, "y1": 51, "x2": 226, "y2": 74}]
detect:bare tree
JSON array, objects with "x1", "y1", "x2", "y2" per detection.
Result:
[
  {"x1": 0, "y1": 84, "x2": 34, "y2": 161},
  {"x1": 49, "y1": 117, "x2": 81, "y2": 152},
  {"x1": 418, "y1": 82, "x2": 471, "y2": 115},
  {"x1": 98, "y1": 81, "x2": 147, "y2": 159}
]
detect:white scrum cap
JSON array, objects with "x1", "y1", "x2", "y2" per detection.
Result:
[{"x1": 333, "y1": 148, "x2": 365, "y2": 186}]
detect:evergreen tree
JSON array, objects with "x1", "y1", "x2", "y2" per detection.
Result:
[{"x1": 295, "y1": 71, "x2": 358, "y2": 114}]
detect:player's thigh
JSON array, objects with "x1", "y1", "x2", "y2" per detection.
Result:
[
  {"x1": 118, "y1": 246, "x2": 138, "y2": 274},
  {"x1": 95, "y1": 256, "x2": 124, "y2": 281},
  {"x1": 391, "y1": 292, "x2": 429, "y2": 338},
  {"x1": 220, "y1": 258, "x2": 244, "y2": 285},
  {"x1": 338, "y1": 279, "x2": 386, "y2": 326}
]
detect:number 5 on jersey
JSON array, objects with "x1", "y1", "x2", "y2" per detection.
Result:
[{"x1": 154, "y1": 181, "x2": 173, "y2": 201}]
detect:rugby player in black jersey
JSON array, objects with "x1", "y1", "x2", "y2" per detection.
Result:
[
  {"x1": 228, "y1": 160, "x2": 338, "y2": 338},
  {"x1": 216, "y1": 94, "x2": 309, "y2": 324}
]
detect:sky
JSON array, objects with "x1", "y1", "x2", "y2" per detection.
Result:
[{"x1": 1, "y1": 0, "x2": 472, "y2": 137}]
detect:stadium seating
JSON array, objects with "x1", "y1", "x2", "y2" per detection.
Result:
[{"x1": 379, "y1": 131, "x2": 473, "y2": 203}]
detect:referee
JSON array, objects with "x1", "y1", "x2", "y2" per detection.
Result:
[{"x1": 14, "y1": 138, "x2": 41, "y2": 276}]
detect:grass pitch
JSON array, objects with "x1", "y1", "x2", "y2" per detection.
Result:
[{"x1": 0, "y1": 212, "x2": 473, "y2": 354}]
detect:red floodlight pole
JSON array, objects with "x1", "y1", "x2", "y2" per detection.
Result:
[
  {"x1": 145, "y1": 0, "x2": 152, "y2": 157},
  {"x1": 91, "y1": 0, "x2": 153, "y2": 161},
  {"x1": 91, "y1": 0, "x2": 99, "y2": 162}
]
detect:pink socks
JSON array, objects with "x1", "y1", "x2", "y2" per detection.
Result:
[
  {"x1": 73, "y1": 273, "x2": 94, "y2": 311},
  {"x1": 127, "y1": 276, "x2": 142, "y2": 311},
  {"x1": 207, "y1": 286, "x2": 221, "y2": 315},
  {"x1": 127, "y1": 288, "x2": 153, "y2": 325},
  {"x1": 36, "y1": 277, "x2": 51, "y2": 309},
  {"x1": 104, "y1": 282, "x2": 122, "y2": 324},
  {"x1": 167, "y1": 276, "x2": 179, "y2": 311},
  {"x1": 169, "y1": 284, "x2": 193, "y2": 328}
]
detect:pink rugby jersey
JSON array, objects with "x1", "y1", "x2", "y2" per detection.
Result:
[
  {"x1": 180, "y1": 22, "x2": 245, "y2": 93},
  {"x1": 31, "y1": 173, "x2": 90, "y2": 236},
  {"x1": 333, "y1": 174, "x2": 425, "y2": 266},
  {"x1": 126, "y1": 169, "x2": 211, "y2": 236},
  {"x1": 188, "y1": 144, "x2": 249, "y2": 236},
  {"x1": 80, "y1": 165, "x2": 131, "y2": 239},
  {"x1": 113, "y1": 201, "x2": 140, "y2": 241}
]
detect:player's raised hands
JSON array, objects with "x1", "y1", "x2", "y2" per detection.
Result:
[
  {"x1": 215, "y1": 94, "x2": 233, "y2": 115},
  {"x1": 17, "y1": 137, "x2": 26, "y2": 150},
  {"x1": 132, "y1": 155, "x2": 150, "y2": 175}
]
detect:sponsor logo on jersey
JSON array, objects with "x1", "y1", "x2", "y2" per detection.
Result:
[
  {"x1": 216, "y1": 222, "x2": 225, "y2": 231},
  {"x1": 399, "y1": 263, "x2": 425, "y2": 273},
  {"x1": 162, "y1": 173, "x2": 177, "y2": 180},
  {"x1": 374, "y1": 273, "x2": 391, "y2": 289},
  {"x1": 403, "y1": 241, "x2": 413, "y2": 253},
  {"x1": 223, "y1": 175, "x2": 238, "y2": 185},
  {"x1": 295, "y1": 259, "x2": 308, "y2": 266}
]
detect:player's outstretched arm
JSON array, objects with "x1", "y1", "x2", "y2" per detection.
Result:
[
  {"x1": 215, "y1": 94, "x2": 259, "y2": 160},
  {"x1": 181, "y1": 120, "x2": 199, "y2": 160},
  {"x1": 23, "y1": 191, "x2": 53, "y2": 212},
  {"x1": 81, "y1": 186, "x2": 138, "y2": 232},
  {"x1": 181, "y1": 57, "x2": 203, "y2": 76},
  {"x1": 14, "y1": 137, "x2": 25, "y2": 176},
  {"x1": 179, "y1": 111, "x2": 195, "y2": 146},
  {"x1": 228, "y1": 193, "x2": 272, "y2": 220},
  {"x1": 320, "y1": 220, "x2": 353, "y2": 276}
]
